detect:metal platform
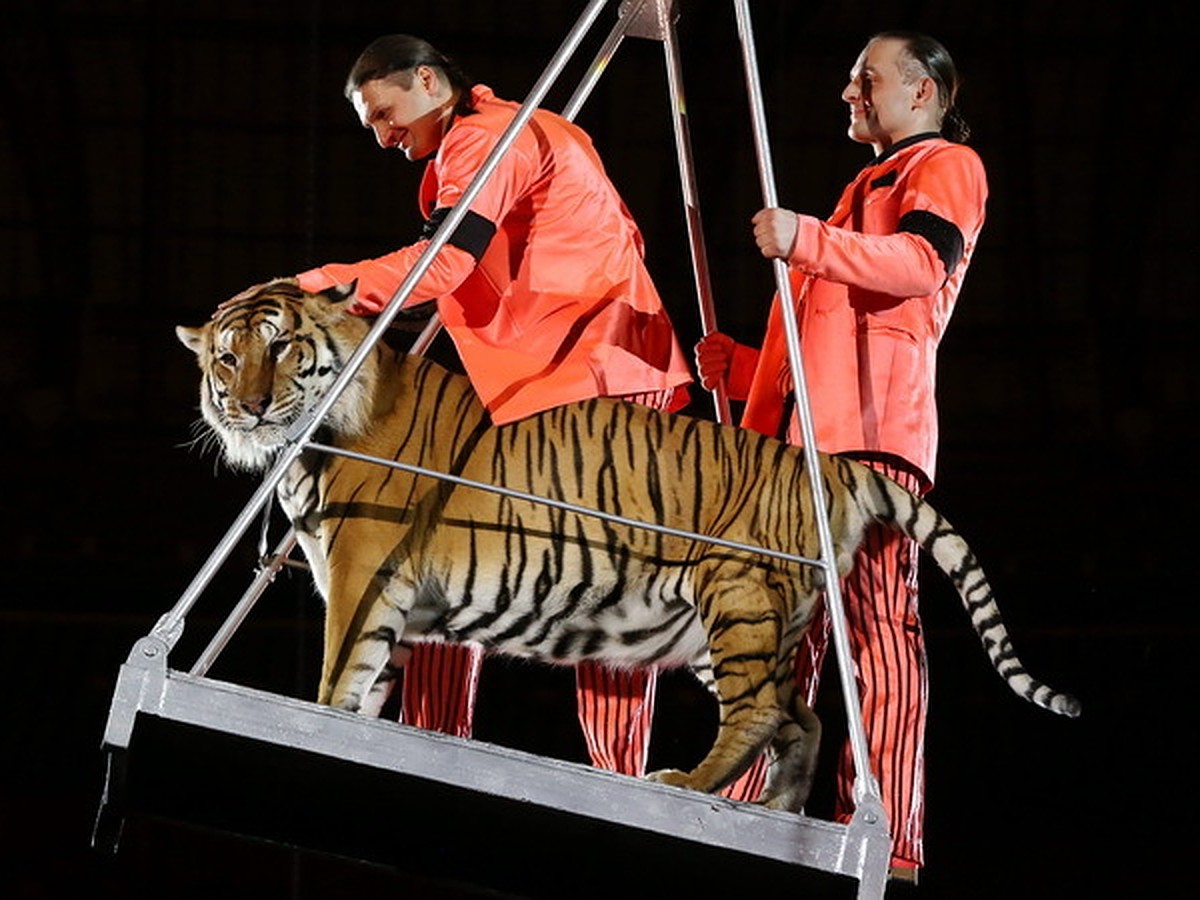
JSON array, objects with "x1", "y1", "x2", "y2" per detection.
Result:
[
  {"x1": 93, "y1": 3, "x2": 894, "y2": 897},
  {"x1": 95, "y1": 635, "x2": 879, "y2": 898}
]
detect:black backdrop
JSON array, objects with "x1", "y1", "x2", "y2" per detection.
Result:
[{"x1": 1, "y1": 1, "x2": 1195, "y2": 897}]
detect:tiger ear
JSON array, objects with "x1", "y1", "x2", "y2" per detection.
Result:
[
  {"x1": 176, "y1": 324, "x2": 206, "y2": 356},
  {"x1": 318, "y1": 280, "x2": 358, "y2": 308}
]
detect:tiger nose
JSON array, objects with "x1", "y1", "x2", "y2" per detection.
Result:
[{"x1": 240, "y1": 393, "x2": 272, "y2": 417}]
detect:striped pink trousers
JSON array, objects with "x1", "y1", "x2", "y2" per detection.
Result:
[
  {"x1": 722, "y1": 455, "x2": 927, "y2": 871},
  {"x1": 399, "y1": 647, "x2": 654, "y2": 775}
]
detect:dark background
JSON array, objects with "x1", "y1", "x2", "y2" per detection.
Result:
[{"x1": 2, "y1": 1, "x2": 1195, "y2": 897}]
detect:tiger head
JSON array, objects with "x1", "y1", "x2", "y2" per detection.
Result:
[{"x1": 176, "y1": 279, "x2": 376, "y2": 472}]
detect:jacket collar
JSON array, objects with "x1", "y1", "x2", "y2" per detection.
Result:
[{"x1": 871, "y1": 131, "x2": 942, "y2": 165}]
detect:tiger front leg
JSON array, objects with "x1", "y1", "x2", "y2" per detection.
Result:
[
  {"x1": 318, "y1": 580, "x2": 411, "y2": 714},
  {"x1": 356, "y1": 656, "x2": 402, "y2": 718},
  {"x1": 647, "y1": 581, "x2": 784, "y2": 795}
]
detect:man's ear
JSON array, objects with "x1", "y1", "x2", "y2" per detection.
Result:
[
  {"x1": 913, "y1": 75, "x2": 938, "y2": 111},
  {"x1": 414, "y1": 63, "x2": 440, "y2": 95}
]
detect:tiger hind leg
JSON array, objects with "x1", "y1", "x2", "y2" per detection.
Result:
[
  {"x1": 757, "y1": 674, "x2": 821, "y2": 812},
  {"x1": 646, "y1": 702, "x2": 781, "y2": 795},
  {"x1": 647, "y1": 583, "x2": 784, "y2": 794}
]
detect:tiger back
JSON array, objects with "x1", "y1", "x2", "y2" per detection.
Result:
[{"x1": 177, "y1": 280, "x2": 1080, "y2": 813}]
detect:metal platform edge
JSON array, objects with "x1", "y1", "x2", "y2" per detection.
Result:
[{"x1": 94, "y1": 637, "x2": 887, "y2": 893}]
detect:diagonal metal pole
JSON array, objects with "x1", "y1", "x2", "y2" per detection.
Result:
[
  {"x1": 730, "y1": 0, "x2": 883, "y2": 810},
  {"x1": 150, "y1": 0, "x2": 614, "y2": 653},
  {"x1": 562, "y1": 0, "x2": 645, "y2": 120},
  {"x1": 189, "y1": 530, "x2": 300, "y2": 677},
  {"x1": 573, "y1": 0, "x2": 736, "y2": 425}
]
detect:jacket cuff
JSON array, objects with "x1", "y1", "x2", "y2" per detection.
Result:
[{"x1": 727, "y1": 341, "x2": 760, "y2": 400}]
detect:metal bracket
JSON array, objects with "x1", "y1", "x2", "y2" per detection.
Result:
[
  {"x1": 844, "y1": 795, "x2": 893, "y2": 894},
  {"x1": 618, "y1": 0, "x2": 678, "y2": 40}
]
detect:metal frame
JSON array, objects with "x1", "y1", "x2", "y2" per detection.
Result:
[{"x1": 96, "y1": 2, "x2": 892, "y2": 897}]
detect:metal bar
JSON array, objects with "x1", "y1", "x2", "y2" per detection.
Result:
[
  {"x1": 617, "y1": 0, "x2": 672, "y2": 39},
  {"x1": 561, "y1": 0, "x2": 642, "y2": 120},
  {"x1": 730, "y1": 0, "x2": 881, "y2": 806},
  {"x1": 307, "y1": 440, "x2": 823, "y2": 570},
  {"x1": 661, "y1": 16, "x2": 732, "y2": 425},
  {"x1": 188, "y1": 530, "x2": 300, "y2": 678},
  {"x1": 407, "y1": 309, "x2": 444, "y2": 358},
  {"x1": 147, "y1": 0, "x2": 614, "y2": 653}
]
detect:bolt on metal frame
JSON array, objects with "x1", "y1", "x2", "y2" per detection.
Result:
[{"x1": 97, "y1": 2, "x2": 892, "y2": 896}]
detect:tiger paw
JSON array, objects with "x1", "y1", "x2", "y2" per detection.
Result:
[
  {"x1": 645, "y1": 768, "x2": 694, "y2": 789},
  {"x1": 760, "y1": 790, "x2": 806, "y2": 813}
]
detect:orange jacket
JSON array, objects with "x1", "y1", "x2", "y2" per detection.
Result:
[
  {"x1": 737, "y1": 135, "x2": 988, "y2": 487},
  {"x1": 298, "y1": 85, "x2": 691, "y2": 424}
]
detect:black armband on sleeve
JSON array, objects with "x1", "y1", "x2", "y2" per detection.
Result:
[
  {"x1": 420, "y1": 207, "x2": 497, "y2": 262},
  {"x1": 898, "y1": 209, "x2": 964, "y2": 279}
]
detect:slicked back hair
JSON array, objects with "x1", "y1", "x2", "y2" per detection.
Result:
[
  {"x1": 872, "y1": 30, "x2": 971, "y2": 143},
  {"x1": 345, "y1": 34, "x2": 475, "y2": 116}
]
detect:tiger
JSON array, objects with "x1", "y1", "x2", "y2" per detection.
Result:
[{"x1": 176, "y1": 278, "x2": 1081, "y2": 812}]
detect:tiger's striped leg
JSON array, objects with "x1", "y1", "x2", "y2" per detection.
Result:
[
  {"x1": 721, "y1": 604, "x2": 818, "y2": 804},
  {"x1": 647, "y1": 580, "x2": 783, "y2": 794},
  {"x1": 359, "y1": 662, "x2": 400, "y2": 718},
  {"x1": 319, "y1": 570, "x2": 412, "y2": 713},
  {"x1": 683, "y1": 662, "x2": 770, "y2": 802},
  {"x1": 757, "y1": 665, "x2": 822, "y2": 812},
  {"x1": 322, "y1": 609, "x2": 402, "y2": 713}
]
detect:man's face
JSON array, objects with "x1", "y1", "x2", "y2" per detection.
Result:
[
  {"x1": 841, "y1": 38, "x2": 929, "y2": 151},
  {"x1": 352, "y1": 68, "x2": 449, "y2": 161}
]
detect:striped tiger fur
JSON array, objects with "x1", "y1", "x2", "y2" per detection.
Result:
[{"x1": 177, "y1": 279, "x2": 1081, "y2": 811}]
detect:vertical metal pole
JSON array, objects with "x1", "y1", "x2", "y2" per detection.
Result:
[
  {"x1": 662, "y1": 16, "x2": 732, "y2": 425},
  {"x1": 730, "y1": 0, "x2": 881, "y2": 808},
  {"x1": 150, "y1": 0, "x2": 614, "y2": 651}
]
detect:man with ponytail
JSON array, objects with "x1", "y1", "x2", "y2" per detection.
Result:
[
  {"x1": 276, "y1": 35, "x2": 692, "y2": 782},
  {"x1": 696, "y1": 32, "x2": 987, "y2": 882}
]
